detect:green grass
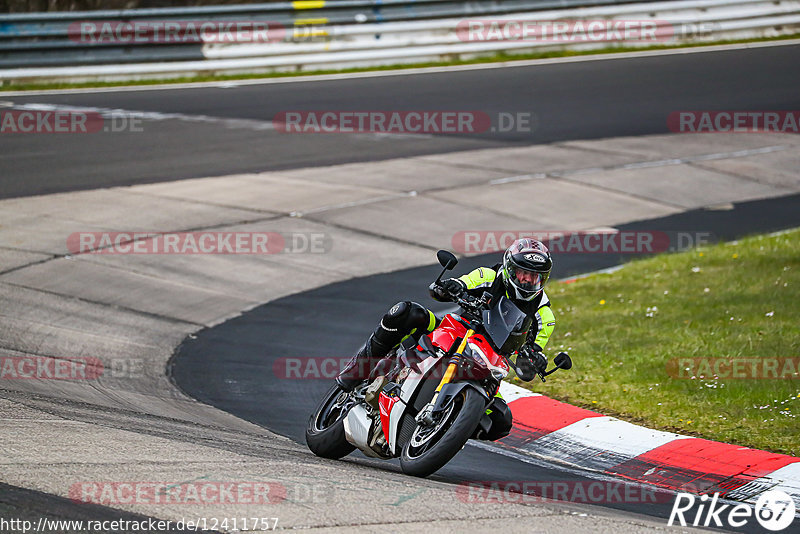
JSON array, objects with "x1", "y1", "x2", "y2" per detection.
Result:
[
  {"x1": 513, "y1": 229, "x2": 800, "y2": 456},
  {"x1": 2, "y1": 33, "x2": 799, "y2": 92}
]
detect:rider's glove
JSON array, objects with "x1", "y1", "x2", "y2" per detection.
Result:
[
  {"x1": 429, "y1": 282, "x2": 447, "y2": 301},
  {"x1": 429, "y1": 278, "x2": 466, "y2": 302},
  {"x1": 515, "y1": 343, "x2": 547, "y2": 382},
  {"x1": 442, "y1": 278, "x2": 467, "y2": 298}
]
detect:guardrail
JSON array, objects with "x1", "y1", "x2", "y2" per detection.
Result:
[
  {"x1": 1, "y1": 0, "x2": 799, "y2": 84},
  {"x1": 0, "y1": 0, "x2": 654, "y2": 68}
]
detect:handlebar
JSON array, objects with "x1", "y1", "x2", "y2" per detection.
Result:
[
  {"x1": 437, "y1": 285, "x2": 490, "y2": 315},
  {"x1": 455, "y1": 293, "x2": 483, "y2": 310}
]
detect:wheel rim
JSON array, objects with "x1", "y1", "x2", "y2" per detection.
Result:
[
  {"x1": 405, "y1": 393, "x2": 462, "y2": 459},
  {"x1": 313, "y1": 387, "x2": 356, "y2": 432}
]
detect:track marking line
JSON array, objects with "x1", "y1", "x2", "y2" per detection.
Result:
[{"x1": 0, "y1": 102, "x2": 434, "y2": 139}]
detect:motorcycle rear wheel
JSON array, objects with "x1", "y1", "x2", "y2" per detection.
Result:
[
  {"x1": 399, "y1": 387, "x2": 484, "y2": 477},
  {"x1": 305, "y1": 384, "x2": 357, "y2": 459}
]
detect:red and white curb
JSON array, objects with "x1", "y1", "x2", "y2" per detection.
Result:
[{"x1": 497, "y1": 382, "x2": 800, "y2": 510}]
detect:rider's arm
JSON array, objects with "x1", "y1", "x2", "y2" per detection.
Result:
[
  {"x1": 530, "y1": 305, "x2": 556, "y2": 349},
  {"x1": 457, "y1": 267, "x2": 496, "y2": 293},
  {"x1": 430, "y1": 266, "x2": 495, "y2": 301}
]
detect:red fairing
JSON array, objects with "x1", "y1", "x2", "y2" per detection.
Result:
[
  {"x1": 378, "y1": 391, "x2": 396, "y2": 440},
  {"x1": 427, "y1": 314, "x2": 468, "y2": 352},
  {"x1": 425, "y1": 315, "x2": 509, "y2": 379}
]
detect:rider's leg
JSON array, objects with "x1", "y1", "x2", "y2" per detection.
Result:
[{"x1": 336, "y1": 301, "x2": 437, "y2": 391}]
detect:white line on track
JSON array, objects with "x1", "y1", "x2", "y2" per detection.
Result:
[
  {"x1": 618, "y1": 145, "x2": 789, "y2": 170},
  {"x1": 0, "y1": 101, "x2": 434, "y2": 139},
  {"x1": 0, "y1": 101, "x2": 276, "y2": 131},
  {"x1": 489, "y1": 173, "x2": 546, "y2": 185}
]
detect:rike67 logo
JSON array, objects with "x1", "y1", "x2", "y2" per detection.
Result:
[{"x1": 668, "y1": 490, "x2": 795, "y2": 531}]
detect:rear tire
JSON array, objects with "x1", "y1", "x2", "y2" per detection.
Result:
[
  {"x1": 399, "y1": 387, "x2": 484, "y2": 477},
  {"x1": 305, "y1": 384, "x2": 356, "y2": 459}
]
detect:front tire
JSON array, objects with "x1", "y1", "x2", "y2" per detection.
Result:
[
  {"x1": 305, "y1": 384, "x2": 356, "y2": 459},
  {"x1": 399, "y1": 387, "x2": 484, "y2": 477}
]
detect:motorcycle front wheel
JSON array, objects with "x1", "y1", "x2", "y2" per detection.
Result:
[
  {"x1": 399, "y1": 387, "x2": 484, "y2": 477},
  {"x1": 305, "y1": 384, "x2": 357, "y2": 459}
]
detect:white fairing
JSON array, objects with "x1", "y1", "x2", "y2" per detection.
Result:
[
  {"x1": 387, "y1": 353, "x2": 443, "y2": 454},
  {"x1": 343, "y1": 404, "x2": 383, "y2": 458}
]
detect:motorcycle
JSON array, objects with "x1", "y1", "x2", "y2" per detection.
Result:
[{"x1": 305, "y1": 250, "x2": 572, "y2": 477}]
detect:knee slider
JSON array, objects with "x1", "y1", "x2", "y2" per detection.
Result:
[{"x1": 382, "y1": 301, "x2": 411, "y2": 329}]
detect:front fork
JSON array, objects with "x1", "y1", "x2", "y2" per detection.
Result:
[{"x1": 416, "y1": 329, "x2": 474, "y2": 425}]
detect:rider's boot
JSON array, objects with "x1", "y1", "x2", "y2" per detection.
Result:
[{"x1": 335, "y1": 333, "x2": 395, "y2": 392}]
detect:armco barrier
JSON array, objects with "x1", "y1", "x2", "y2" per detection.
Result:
[
  {"x1": 0, "y1": 0, "x2": 654, "y2": 68},
  {"x1": 1, "y1": 0, "x2": 799, "y2": 89}
]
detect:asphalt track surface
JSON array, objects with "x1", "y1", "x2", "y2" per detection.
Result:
[
  {"x1": 1, "y1": 43, "x2": 799, "y2": 199},
  {"x1": 171, "y1": 193, "x2": 800, "y2": 534}
]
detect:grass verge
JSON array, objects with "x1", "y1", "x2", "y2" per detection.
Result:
[
  {"x1": 2, "y1": 33, "x2": 799, "y2": 92},
  {"x1": 514, "y1": 228, "x2": 800, "y2": 456}
]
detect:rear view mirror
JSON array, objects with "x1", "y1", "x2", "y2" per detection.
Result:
[
  {"x1": 437, "y1": 250, "x2": 458, "y2": 270},
  {"x1": 554, "y1": 352, "x2": 572, "y2": 370}
]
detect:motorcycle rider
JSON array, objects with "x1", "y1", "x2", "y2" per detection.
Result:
[{"x1": 335, "y1": 238, "x2": 556, "y2": 440}]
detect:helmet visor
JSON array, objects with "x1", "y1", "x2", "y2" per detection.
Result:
[{"x1": 507, "y1": 263, "x2": 547, "y2": 294}]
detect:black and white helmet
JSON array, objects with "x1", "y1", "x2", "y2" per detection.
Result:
[{"x1": 501, "y1": 239, "x2": 553, "y2": 301}]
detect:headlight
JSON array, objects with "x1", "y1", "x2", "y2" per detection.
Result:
[
  {"x1": 467, "y1": 342, "x2": 508, "y2": 380},
  {"x1": 462, "y1": 344, "x2": 482, "y2": 365}
]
